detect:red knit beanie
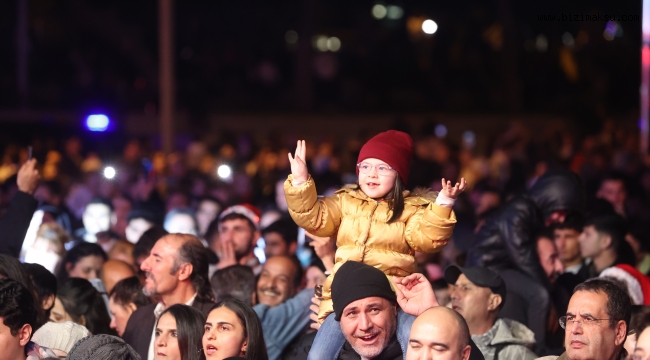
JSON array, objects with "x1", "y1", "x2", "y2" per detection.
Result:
[{"x1": 357, "y1": 130, "x2": 413, "y2": 184}]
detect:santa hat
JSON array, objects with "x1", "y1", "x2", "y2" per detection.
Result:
[
  {"x1": 219, "y1": 204, "x2": 261, "y2": 229},
  {"x1": 614, "y1": 264, "x2": 650, "y2": 305},
  {"x1": 599, "y1": 265, "x2": 650, "y2": 305}
]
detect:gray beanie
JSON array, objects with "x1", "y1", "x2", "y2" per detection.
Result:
[{"x1": 66, "y1": 334, "x2": 140, "y2": 360}]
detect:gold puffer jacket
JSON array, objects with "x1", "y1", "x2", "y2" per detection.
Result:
[{"x1": 283, "y1": 175, "x2": 457, "y2": 322}]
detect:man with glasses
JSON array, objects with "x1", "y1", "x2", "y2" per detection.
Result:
[{"x1": 538, "y1": 278, "x2": 631, "y2": 360}]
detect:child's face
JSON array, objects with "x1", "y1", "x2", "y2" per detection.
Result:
[{"x1": 358, "y1": 158, "x2": 397, "y2": 199}]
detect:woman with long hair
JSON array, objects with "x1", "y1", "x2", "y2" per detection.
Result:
[
  {"x1": 203, "y1": 299, "x2": 268, "y2": 360},
  {"x1": 154, "y1": 304, "x2": 206, "y2": 360},
  {"x1": 51, "y1": 277, "x2": 115, "y2": 335}
]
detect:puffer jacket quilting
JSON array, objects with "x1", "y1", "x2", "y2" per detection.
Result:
[{"x1": 284, "y1": 175, "x2": 457, "y2": 321}]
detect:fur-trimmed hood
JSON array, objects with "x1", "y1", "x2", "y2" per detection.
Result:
[{"x1": 337, "y1": 184, "x2": 439, "y2": 205}]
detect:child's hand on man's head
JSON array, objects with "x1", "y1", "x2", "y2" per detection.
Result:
[{"x1": 440, "y1": 178, "x2": 467, "y2": 199}]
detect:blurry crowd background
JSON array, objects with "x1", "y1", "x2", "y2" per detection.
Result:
[{"x1": 0, "y1": 116, "x2": 648, "y2": 274}]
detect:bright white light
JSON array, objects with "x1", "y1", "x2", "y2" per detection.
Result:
[
  {"x1": 435, "y1": 124, "x2": 448, "y2": 138},
  {"x1": 422, "y1": 19, "x2": 438, "y2": 34},
  {"x1": 372, "y1": 4, "x2": 387, "y2": 19},
  {"x1": 386, "y1": 5, "x2": 403, "y2": 20},
  {"x1": 217, "y1": 165, "x2": 232, "y2": 179},
  {"x1": 536, "y1": 34, "x2": 548, "y2": 52},
  {"x1": 103, "y1": 166, "x2": 116, "y2": 180},
  {"x1": 86, "y1": 114, "x2": 110, "y2": 132},
  {"x1": 562, "y1": 32, "x2": 574, "y2": 47},
  {"x1": 285, "y1": 30, "x2": 298, "y2": 44},
  {"x1": 327, "y1": 37, "x2": 341, "y2": 52}
]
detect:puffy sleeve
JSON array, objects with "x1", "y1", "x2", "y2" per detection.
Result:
[
  {"x1": 283, "y1": 175, "x2": 342, "y2": 237},
  {"x1": 404, "y1": 201, "x2": 456, "y2": 253}
]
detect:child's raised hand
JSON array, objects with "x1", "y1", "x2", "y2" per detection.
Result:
[
  {"x1": 288, "y1": 140, "x2": 309, "y2": 183},
  {"x1": 440, "y1": 177, "x2": 467, "y2": 199}
]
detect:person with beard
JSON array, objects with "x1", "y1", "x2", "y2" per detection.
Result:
[
  {"x1": 305, "y1": 261, "x2": 485, "y2": 360},
  {"x1": 253, "y1": 256, "x2": 313, "y2": 360},
  {"x1": 214, "y1": 205, "x2": 263, "y2": 275},
  {"x1": 468, "y1": 169, "x2": 585, "y2": 351},
  {"x1": 121, "y1": 233, "x2": 215, "y2": 360}
]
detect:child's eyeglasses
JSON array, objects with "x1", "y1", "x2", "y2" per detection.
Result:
[{"x1": 357, "y1": 162, "x2": 395, "y2": 176}]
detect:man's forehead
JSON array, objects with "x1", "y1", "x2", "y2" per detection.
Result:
[
  {"x1": 263, "y1": 257, "x2": 296, "y2": 276},
  {"x1": 343, "y1": 296, "x2": 391, "y2": 312},
  {"x1": 220, "y1": 218, "x2": 251, "y2": 229},
  {"x1": 153, "y1": 236, "x2": 182, "y2": 253},
  {"x1": 568, "y1": 290, "x2": 608, "y2": 315}
]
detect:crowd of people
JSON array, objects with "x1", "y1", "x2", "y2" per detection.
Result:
[{"x1": 1, "y1": 120, "x2": 650, "y2": 360}]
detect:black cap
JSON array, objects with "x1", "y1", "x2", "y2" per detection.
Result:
[
  {"x1": 444, "y1": 265, "x2": 507, "y2": 302},
  {"x1": 331, "y1": 261, "x2": 396, "y2": 321}
]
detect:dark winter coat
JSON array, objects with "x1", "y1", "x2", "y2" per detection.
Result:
[{"x1": 467, "y1": 170, "x2": 584, "y2": 283}]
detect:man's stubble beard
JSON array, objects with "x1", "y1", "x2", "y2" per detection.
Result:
[{"x1": 348, "y1": 308, "x2": 397, "y2": 360}]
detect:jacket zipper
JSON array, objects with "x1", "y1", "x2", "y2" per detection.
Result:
[{"x1": 360, "y1": 200, "x2": 379, "y2": 263}]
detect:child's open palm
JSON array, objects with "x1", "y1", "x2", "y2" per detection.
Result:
[
  {"x1": 288, "y1": 140, "x2": 309, "y2": 183},
  {"x1": 440, "y1": 177, "x2": 467, "y2": 199}
]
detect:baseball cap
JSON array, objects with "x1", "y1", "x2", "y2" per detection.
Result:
[{"x1": 444, "y1": 265, "x2": 507, "y2": 302}]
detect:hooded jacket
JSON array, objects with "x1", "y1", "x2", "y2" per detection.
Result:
[
  {"x1": 467, "y1": 170, "x2": 584, "y2": 283},
  {"x1": 472, "y1": 318, "x2": 537, "y2": 360},
  {"x1": 284, "y1": 175, "x2": 456, "y2": 321}
]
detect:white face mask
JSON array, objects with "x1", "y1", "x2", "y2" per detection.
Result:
[{"x1": 24, "y1": 248, "x2": 60, "y2": 273}]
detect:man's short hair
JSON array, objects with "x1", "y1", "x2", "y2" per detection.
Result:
[
  {"x1": 210, "y1": 265, "x2": 256, "y2": 306},
  {"x1": 170, "y1": 234, "x2": 213, "y2": 302},
  {"x1": 553, "y1": 212, "x2": 584, "y2": 233},
  {"x1": 219, "y1": 212, "x2": 256, "y2": 233},
  {"x1": 109, "y1": 276, "x2": 151, "y2": 308},
  {"x1": 86, "y1": 197, "x2": 114, "y2": 212},
  {"x1": 261, "y1": 219, "x2": 299, "y2": 246},
  {"x1": 600, "y1": 172, "x2": 627, "y2": 188},
  {"x1": 126, "y1": 207, "x2": 158, "y2": 224},
  {"x1": 0, "y1": 278, "x2": 37, "y2": 335},
  {"x1": 574, "y1": 278, "x2": 632, "y2": 328},
  {"x1": 584, "y1": 214, "x2": 627, "y2": 252}
]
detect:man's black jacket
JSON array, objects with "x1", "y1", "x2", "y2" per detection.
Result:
[{"x1": 467, "y1": 169, "x2": 584, "y2": 283}]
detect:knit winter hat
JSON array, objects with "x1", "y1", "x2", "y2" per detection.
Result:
[
  {"x1": 357, "y1": 130, "x2": 414, "y2": 184},
  {"x1": 331, "y1": 261, "x2": 397, "y2": 321},
  {"x1": 32, "y1": 321, "x2": 91, "y2": 354},
  {"x1": 67, "y1": 334, "x2": 141, "y2": 360}
]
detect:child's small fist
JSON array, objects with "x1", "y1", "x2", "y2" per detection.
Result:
[{"x1": 440, "y1": 178, "x2": 467, "y2": 199}]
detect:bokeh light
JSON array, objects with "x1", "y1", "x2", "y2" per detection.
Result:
[
  {"x1": 422, "y1": 19, "x2": 438, "y2": 34},
  {"x1": 372, "y1": 4, "x2": 387, "y2": 19},
  {"x1": 285, "y1": 30, "x2": 298, "y2": 44},
  {"x1": 103, "y1": 166, "x2": 116, "y2": 179},
  {"x1": 217, "y1": 164, "x2": 232, "y2": 179},
  {"x1": 327, "y1": 37, "x2": 341, "y2": 52},
  {"x1": 386, "y1": 5, "x2": 403, "y2": 20},
  {"x1": 86, "y1": 114, "x2": 110, "y2": 132}
]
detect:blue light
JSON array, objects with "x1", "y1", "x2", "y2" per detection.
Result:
[{"x1": 86, "y1": 114, "x2": 110, "y2": 132}]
